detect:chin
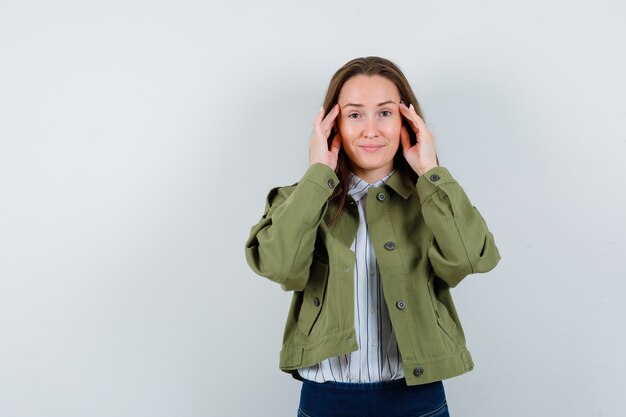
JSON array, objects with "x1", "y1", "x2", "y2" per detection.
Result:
[
  {"x1": 357, "y1": 155, "x2": 393, "y2": 167},
  {"x1": 350, "y1": 159, "x2": 394, "y2": 172}
]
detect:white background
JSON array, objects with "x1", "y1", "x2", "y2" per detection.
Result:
[{"x1": 1, "y1": 1, "x2": 625, "y2": 416}]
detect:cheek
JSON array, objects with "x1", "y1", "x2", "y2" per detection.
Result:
[
  {"x1": 338, "y1": 121, "x2": 356, "y2": 139},
  {"x1": 383, "y1": 118, "x2": 402, "y2": 143}
]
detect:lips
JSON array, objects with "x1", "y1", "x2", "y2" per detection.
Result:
[{"x1": 359, "y1": 144, "x2": 384, "y2": 152}]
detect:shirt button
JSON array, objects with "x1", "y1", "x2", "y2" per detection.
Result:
[
  {"x1": 377, "y1": 192, "x2": 386, "y2": 201},
  {"x1": 429, "y1": 174, "x2": 440, "y2": 182},
  {"x1": 396, "y1": 300, "x2": 406, "y2": 310},
  {"x1": 384, "y1": 241, "x2": 396, "y2": 250},
  {"x1": 328, "y1": 179, "x2": 335, "y2": 189},
  {"x1": 312, "y1": 297, "x2": 320, "y2": 307},
  {"x1": 413, "y1": 366, "x2": 424, "y2": 377},
  {"x1": 343, "y1": 266, "x2": 350, "y2": 272}
]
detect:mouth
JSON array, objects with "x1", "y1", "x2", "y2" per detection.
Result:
[{"x1": 359, "y1": 144, "x2": 384, "y2": 152}]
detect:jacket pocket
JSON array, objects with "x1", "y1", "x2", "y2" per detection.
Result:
[
  {"x1": 427, "y1": 274, "x2": 459, "y2": 344},
  {"x1": 297, "y1": 258, "x2": 329, "y2": 336}
]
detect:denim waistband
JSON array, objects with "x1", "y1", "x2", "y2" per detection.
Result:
[
  {"x1": 302, "y1": 377, "x2": 426, "y2": 391},
  {"x1": 299, "y1": 378, "x2": 447, "y2": 417}
]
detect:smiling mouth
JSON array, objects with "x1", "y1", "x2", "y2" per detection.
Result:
[{"x1": 359, "y1": 145, "x2": 384, "y2": 152}]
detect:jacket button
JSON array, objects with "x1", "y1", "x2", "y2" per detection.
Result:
[
  {"x1": 312, "y1": 297, "x2": 320, "y2": 307},
  {"x1": 377, "y1": 192, "x2": 386, "y2": 201},
  {"x1": 384, "y1": 241, "x2": 396, "y2": 250},
  {"x1": 396, "y1": 300, "x2": 406, "y2": 310},
  {"x1": 328, "y1": 179, "x2": 335, "y2": 189},
  {"x1": 429, "y1": 174, "x2": 440, "y2": 182},
  {"x1": 413, "y1": 366, "x2": 424, "y2": 377}
]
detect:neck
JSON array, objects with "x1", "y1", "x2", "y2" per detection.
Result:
[{"x1": 350, "y1": 165, "x2": 394, "y2": 184}]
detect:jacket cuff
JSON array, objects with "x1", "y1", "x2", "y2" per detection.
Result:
[
  {"x1": 416, "y1": 166, "x2": 456, "y2": 203},
  {"x1": 301, "y1": 163, "x2": 340, "y2": 197}
]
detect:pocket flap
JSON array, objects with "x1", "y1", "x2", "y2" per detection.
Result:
[{"x1": 297, "y1": 258, "x2": 329, "y2": 336}]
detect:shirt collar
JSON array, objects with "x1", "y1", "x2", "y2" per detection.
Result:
[
  {"x1": 347, "y1": 169, "x2": 415, "y2": 201},
  {"x1": 348, "y1": 170, "x2": 395, "y2": 202}
]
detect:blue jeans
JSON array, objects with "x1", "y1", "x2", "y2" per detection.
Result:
[{"x1": 297, "y1": 378, "x2": 449, "y2": 417}]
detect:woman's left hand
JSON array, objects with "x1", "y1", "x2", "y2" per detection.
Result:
[{"x1": 399, "y1": 102, "x2": 438, "y2": 176}]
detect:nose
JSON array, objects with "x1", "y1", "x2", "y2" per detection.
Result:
[{"x1": 363, "y1": 118, "x2": 378, "y2": 138}]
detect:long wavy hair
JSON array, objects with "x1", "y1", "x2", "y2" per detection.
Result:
[{"x1": 322, "y1": 56, "x2": 438, "y2": 225}]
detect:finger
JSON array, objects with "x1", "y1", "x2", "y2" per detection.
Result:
[
  {"x1": 315, "y1": 106, "x2": 325, "y2": 123},
  {"x1": 407, "y1": 105, "x2": 435, "y2": 145},
  {"x1": 400, "y1": 124, "x2": 412, "y2": 150},
  {"x1": 320, "y1": 103, "x2": 340, "y2": 134},
  {"x1": 399, "y1": 102, "x2": 420, "y2": 133},
  {"x1": 409, "y1": 105, "x2": 428, "y2": 131},
  {"x1": 313, "y1": 106, "x2": 325, "y2": 134}
]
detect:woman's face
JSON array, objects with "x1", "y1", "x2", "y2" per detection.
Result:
[{"x1": 337, "y1": 74, "x2": 402, "y2": 183}]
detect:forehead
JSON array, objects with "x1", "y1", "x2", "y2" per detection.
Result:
[{"x1": 338, "y1": 75, "x2": 400, "y2": 104}]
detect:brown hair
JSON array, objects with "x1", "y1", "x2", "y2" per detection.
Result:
[{"x1": 322, "y1": 56, "x2": 438, "y2": 225}]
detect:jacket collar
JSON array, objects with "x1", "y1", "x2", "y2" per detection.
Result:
[
  {"x1": 347, "y1": 169, "x2": 414, "y2": 201},
  {"x1": 383, "y1": 169, "x2": 414, "y2": 200}
]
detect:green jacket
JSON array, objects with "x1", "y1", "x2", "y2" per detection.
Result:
[{"x1": 245, "y1": 163, "x2": 500, "y2": 386}]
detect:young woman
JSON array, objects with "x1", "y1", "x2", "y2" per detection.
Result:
[{"x1": 245, "y1": 56, "x2": 500, "y2": 417}]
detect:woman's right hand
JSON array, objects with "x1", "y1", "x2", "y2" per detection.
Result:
[{"x1": 308, "y1": 104, "x2": 342, "y2": 170}]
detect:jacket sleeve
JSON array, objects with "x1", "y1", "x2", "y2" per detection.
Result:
[
  {"x1": 416, "y1": 166, "x2": 500, "y2": 288},
  {"x1": 245, "y1": 163, "x2": 339, "y2": 291}
]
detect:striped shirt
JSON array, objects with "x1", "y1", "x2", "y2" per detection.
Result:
[{"x1": 297, "y1": 170, "x2": 404, "y2": 383}]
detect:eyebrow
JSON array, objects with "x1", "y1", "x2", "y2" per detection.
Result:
[{"x1": 342, "y1": 100, "x2": 397, "y2": 108}]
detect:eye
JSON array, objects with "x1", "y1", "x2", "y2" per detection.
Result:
[
  {"x1": 380, "y1": 110, "x2": 392, "y2": 117},
  {"x1": 348, "y1": 113, "x2": 360, "y2": 119}
]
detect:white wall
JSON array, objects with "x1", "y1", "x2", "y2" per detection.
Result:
[{"x1": 1, "y1": 1, "x2": 625, "y2": 416}]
